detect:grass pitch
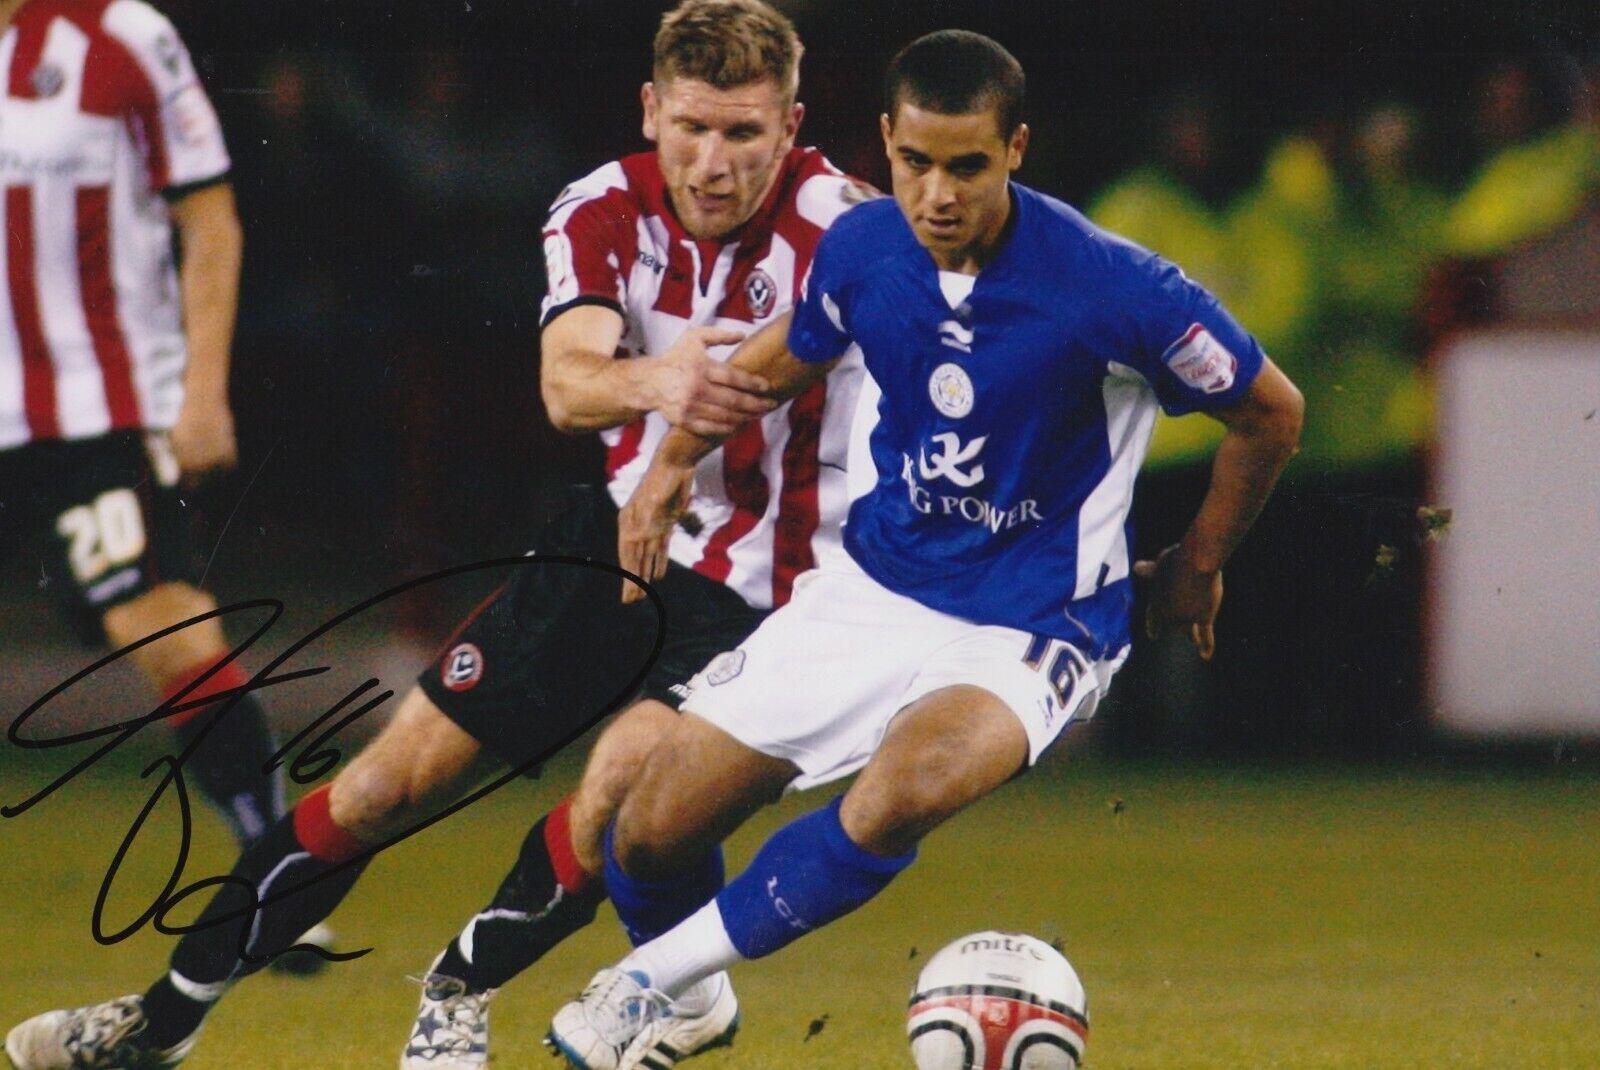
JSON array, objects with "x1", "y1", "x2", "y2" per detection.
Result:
[{"x1": 2, "y1": 738, "x2": 1597, "y2": 1069}]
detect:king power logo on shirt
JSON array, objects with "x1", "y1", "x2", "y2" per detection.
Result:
[
  {"x1": 900, "y1": 432, "x2": 1042, "y2": 534},
  {"x1": 918, "y1": 431, "x2": 987, "y2": 487}
]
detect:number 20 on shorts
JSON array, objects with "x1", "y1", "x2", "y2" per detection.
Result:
[{"x1": 55, "y1": 488, "x2": 147, "y2": 584}]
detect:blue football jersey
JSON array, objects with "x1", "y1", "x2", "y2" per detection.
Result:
[{"x1": 787, "y1": 183, "x2": 1265, "y2": 659}]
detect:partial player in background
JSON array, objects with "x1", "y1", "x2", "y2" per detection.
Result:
[
  {"x1": 5, "y1": 3, "x2": 872, "y2": 1069},
  {"x1": 547, "y1": 30, "x2": 1303, "y2": 1070},
  {"x1": 0, "y1": 0, "x2": 331, "y2": 968}
]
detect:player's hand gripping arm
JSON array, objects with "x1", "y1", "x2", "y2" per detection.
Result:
[
  {"x1": 1133, "y1": 357, "x2": 1304, "y2": 659},
  {"x1": 168, "y1": 182, "x2": 243, "y2": 481},
  {"x1": 618, "y1": 311, "x2": 838, "y2": 601},
  {"x1": 541, "y1": 307, "x2": 778, "y2": 436}
]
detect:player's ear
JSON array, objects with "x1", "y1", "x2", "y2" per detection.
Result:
[
  {"x1": 879, "y1": 112, "x2": 893, "y2": 155},
  {"x1": 1007, "y1": 122, "x2": 1030, "y2": 171},
  {"x1": 781, "y1": 101, "x2": 805, "y2": 149},
  {"x1": 642, "y1": 82, "x2": 660, "y2": 142}
]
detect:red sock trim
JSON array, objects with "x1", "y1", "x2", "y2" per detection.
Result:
[
  {"x1": 160, "y1": 656, "x2": 252, "y2": 730},
  {"x1": 544, "y1": 797, "x2": 594, "y2": 895},
  {"x1": 292, "y1": 784, "x2": 367, "y2": 863}
]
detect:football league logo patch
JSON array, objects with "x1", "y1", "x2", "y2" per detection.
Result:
[
  {"x1": 1162, "y1": 324, "x2": 1238, "y2": 395},
  {"x1": 169, "y1": 84, "x2": 221, "y2": 147},
  {"x1": 442, "y1": 642, "x2": 484, "y2": 693},
  {"x1": 745, "y1": 269, "x2": 777, "y2": 318},
  {"x1": 928, "y1": 362, "x2": 975, "y2": 418}
]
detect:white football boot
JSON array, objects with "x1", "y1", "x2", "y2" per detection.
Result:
[
  {"x1": 617, "y1": 972, "x2": 740, "y2": 1070},
  {"x1": 5, "y1": 995, "x2": 197, "y2": 1070},
  {"x1": 400, "y1": 955, "x2": 495, "y2": 1069},
  {"x1": 546, "y1": 968, "x2": 667, "y2": 1070}
]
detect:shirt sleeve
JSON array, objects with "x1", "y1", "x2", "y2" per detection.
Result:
[
  {"x1": 98, "y1": 1, "x2": 229, "y2": 194},
  {"x1": 540, "y1": 192, "x2": 633, "y2": 327},
  {"x1": 1125, "y1": 256, "x2": 1265, "y2": 416},
  {"x1": 787, "y1": 225, "x2": 855, "y2": 363}
]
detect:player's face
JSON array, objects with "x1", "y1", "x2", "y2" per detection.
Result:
[
  {"x1": 882, "y1": 102, "x2": 1028, "y2": 270},
  {"x1": 643, "y1": 76, "x2": 804, "y2": 241}
]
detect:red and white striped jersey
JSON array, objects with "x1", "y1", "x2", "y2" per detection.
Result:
[
  {"x1": 0, "y1": 0, "x2": 229, "y2": 449},
  {"x1": 542, "y1": 147, "x2": 874, "y2": 610}
]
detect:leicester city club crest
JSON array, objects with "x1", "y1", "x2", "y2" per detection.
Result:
[
  {"x1": 929, "y1": 362, "x2": 975, "y2": 419},
  {"x1": 745, "y1": 269, "x2": 777, "y2": 318}
]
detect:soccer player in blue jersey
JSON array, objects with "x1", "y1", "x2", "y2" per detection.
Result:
[{"x1": 546, "y1": 29, "x2": 1304, "y2": 1070}]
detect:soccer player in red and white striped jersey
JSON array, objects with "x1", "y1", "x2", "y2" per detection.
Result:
[
  {"x1": 0, "y1": 0, "x2": 297, "y2": 910},
  {"x1": 6, "y1": 4, "x2": 872, "y2": 1069},
  {"x1": 541, "y1": 142, "x2": 868, "y2": 610}
]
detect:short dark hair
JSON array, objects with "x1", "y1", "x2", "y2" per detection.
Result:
[
  {"x1": 884, "y1": 30, "x2": 1025, "y2": 137},
  {"x1": 655, "y1": 0, "x2": 803, "y2": 105}
]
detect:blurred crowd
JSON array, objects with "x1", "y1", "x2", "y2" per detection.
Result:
[{"x1": 1089, "y1": 54, "x2": 1599, "y2": 473}]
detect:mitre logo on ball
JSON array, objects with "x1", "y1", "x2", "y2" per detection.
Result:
[{"x1": 908, "y1": 931, "x2": 1088, "y2": 1070}]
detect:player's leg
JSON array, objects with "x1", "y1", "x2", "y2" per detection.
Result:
[
  {"x1": 615, "y1": 625, "x2": 1118, "y2": 1004},
  {"x1": 102, "y1": 580, "x2": 286, "y2": 850},
  {"x1": 140, "y1": 685, "x2": 490, "y2": 1039},
  {"x1": 404, "y1": 554, "x2": 762, "y2": 1065},
  {"x1": 405, "y1": 703, "x2": 684, "y2": 1070},
  {"x1": 399, "y1": 493, "x2": 686, "y2": 1069},
  {"x1": 605, "y1": 711, "x2": 798, "y2": 934},
  {"x1": 428, "y1": 559, "x2": 762, "y2": 971},
  {"x1": 5, "y1": 686, "x2": 492, "y2": 1070},
  {"x1": 550, "y1": 567, "x2": 940, "y2": 1070},
  {"x1": 411, "y1": 633, "x2": 766, "y2": 1068},
  {"x1": 615, "y1": 685, "x2": 1019, "y2": 1005},
  {"x1": 36, "y1": 431, "x2": 284, "y2": 851},
  {"x1": 545, "y1": 714, "x2": 794, "y2": 1070},
  {"x1": 568, "y1": 699, "x2": 679, "y2": 874},
  {"x1": 551, "y1": 592, "x2": 1115, "y2": 1070},
  {"x1": 424, "y1": 700, "x2": 676, "y2": 994},
  {"x1": 547, "y1": 692, "x2": 1023, "y2": 1070}
]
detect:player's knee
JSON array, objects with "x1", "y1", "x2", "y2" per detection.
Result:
[
  {"x1": 580, "y1": 706, "x2": 673, "y2": 809},
  {"x1": 843, "y1": 774, "x2": 960, "y2": 856},
  {"x1": 611, "y1": 803, "x2": 700, "y2": 881},
  {"x1": 846, "y1": 798, "x2": 929, "y2": 857},
  {"x1": 101, "y1": 581, "x2": 216, "y2": 647},
  {"x1": 326, "y1": 759, "x2": 415, "y2": 842},
  {"x1": 612, "y1": 833, "x2": 684, "y2": 883}
]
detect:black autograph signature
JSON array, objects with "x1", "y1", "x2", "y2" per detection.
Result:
[{"x1": 2, "y1": 555, "x2": 663, "y2": 969}]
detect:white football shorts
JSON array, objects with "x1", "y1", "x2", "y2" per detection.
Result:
[{"x1": 680, "y1": 562, "x2": 1127, "y2": 792}]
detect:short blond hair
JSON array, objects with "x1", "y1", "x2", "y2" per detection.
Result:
[{"x1": 654, "y1": 0, "x2": 802, "y2": 103}]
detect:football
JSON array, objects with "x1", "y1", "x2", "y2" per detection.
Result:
[{"x1": 907, "y1": 931, "x2": 1088, "y2": 1070}]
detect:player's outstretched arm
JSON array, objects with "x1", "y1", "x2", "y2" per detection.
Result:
[
  {"x1": 618, "y1": 313, "x2": 838, "y2": 600},
  {"x1": 169, "y1": 182, "x2": 243, "y2": 481},
  {"x1": 1134, "y1": 356, "x2": 1304, "y2": 659},
  {"x1": 541, "y1": 307, "x2": 777, "y2": 436}
]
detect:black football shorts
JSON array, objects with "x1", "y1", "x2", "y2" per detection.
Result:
[
  {"x1": 417, "y1": 484, "x2": 769, "y2": 768},
  {"x1": 0, "y1": 430, "x2": 192, "y2": 643}
]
